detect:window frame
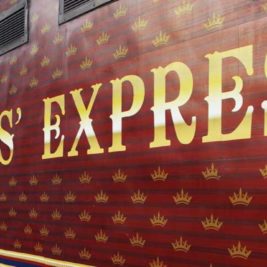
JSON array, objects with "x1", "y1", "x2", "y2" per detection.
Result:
[{"x1": 0, "y1": 0, "x2": 29, "y2": 56}]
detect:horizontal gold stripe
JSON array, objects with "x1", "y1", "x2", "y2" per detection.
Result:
[
  {"x1": 0, "y1": 264, "x2": 15, "y2": 267},
  {"x1": 0, "y1": 249, "x2": 94, "y2": 267}
]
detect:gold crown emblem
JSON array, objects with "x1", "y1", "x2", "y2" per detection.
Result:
[
  {"x1": 52, "y1": 68, "x2": 63, "y2": 80},
  {"x1": 113, "y1": 45, "x2": 128, "y2": 60},
  {"x1": 95, "y1": 190, "x2": 109, "y2": 203},
  {"x1": 1, "y1": 75, "x2": 8, "y2": 84},
  {"x1": 131, "y1": 189, "x2": 147, "y2": 204},
  {"x1": 229, "y1": 188, "x2": 253, "y2": 206},
  {"x1": 79, "y1": 171, "x2": 92, "y2": 183},
  {"x1": 9, "y1": 85, "x2": 17, "y2": 95},
  {"x1": 151, "y1": 166, "x2": 168, "y2": 182},
  {"x1": 34, "y1": 242, "x2": 43, "y2": 253},
  {"x1": 31, "y1": 13, "x2": 39, "y2": 23},
  {"x1": 129, "y1": 233, "x2": 146, "y2": 247},
  {"x1": 19, "y1": 65, "x2": 28, "y2": 76},
  {"x1": 64, "y1": 228, "x2": 76, "y2": 239},
  {"x1": 51, "y1": 244, "x2": 62, "y2": 256},
  {"x1": 0, "y1": 193, "x2": 7, "y2": 202},
  {"x1": 112, "y1": 169, "x2": 127, "y2": 183},
  {"x1": 228, "y1": 242, "x2": 251, "y2": 260},
  {"x1": 95, "y1": 229, "x2": 109, "y2": 243},
  {"x1": 51, "y1": 209, "x2": 62, "y2": 220},
  {"x1": 51, "y1": 174, "x2": 62, "y2": 185},
  {"x1": 150, "y1": 212, "x2": 168, "y2": 227},
  {"x1": 202, "y1": 163, "x2": 220, "y2": 180},
  {"x1": 64, "y1": 191, "x2": 76, "y2": 203},
  {"x1": 262, "y1": 3, "x2": 267, "y2": 12},
  {"x1": 9, "y1": 208, "x2": 17, "y2": 217},
  {"x1": 29, "y1": 208, "x2": 38, "y2": 219},
  {"x1": 96, "y1": 32, "x2": 110, "y2": 45},
  {"x1": 9, "y1": 177, "x2": 17, "y2": 186},
  {"x1": 29, "y1": 175, "x2": 38, "y2": 186},
  {"x1": 65, "y1": 44, "x2": 77, "y2": 57},
  {"x1": 79, "y1": 210, "x2": 91, "y2": 222},
  {"x1": 29, "y1": 77, "x2": 39, "y2": 88},
  {"x1": 14, "y1": 240, "x2": 22, "y2": 249},
  {"x1": 152, "y1": 31, "x2": 170, "y2": 47},
  {"x1": 53, "y1": 33, "x2": 64, "y2": 45},
  {"x1": 204, "y1": 13, "x2": 224, "y2": 31},
  {"x1": 41, "y1": 56, "x2": 50, "y2": 67},
  {"x1": 0, "y1": 222, "x2": 7, "y2": 231},
  {"x1": 79, "y1": 248, "x2": 91, "y2": 260},
  {"x1": 40, "y1": 225, "x2": 49, "y2": 236},
  {"x1": 259, "y1": 220, "x2": 267, "y2": 234},
  {"x1": 149, "y1": 257, "x2": 167, "y2": 267},
  {"x1": 30, "y1": 43, "x2": 39, "y2": 56},
  {"x1": 19, "y1": 192, "x2": 27, "y2": 202},
  {"x1": 112, "y1": 211, "x2": 127, "y2": 224},
  {"x1": 111, "y1": 252, "x2": 126, "y2": 266},
  {"x1": 41, "y1": 24, "x2": 51, "y2": 34},
  {"x1": 260, "y1": 165, "x2": 267, "y2": 178},
  {"x1": 10, "y1": 56, "x2": 17, "y2": 65},
  {"x1": 174, "y1": 1, "x2": 194, "y2": 17},
  {"x1": 132, "y1": 17, "x2": 148, "y2": 32},
  {"x1": 171, "y1": 237, "x2": 191, "y2": 253},
  {"x1": 80, "y1": 57, "x2": 93, "y2": 71},
  {"x1": 40, "y1": 192, "x2": 49, "y2": 202},
  {"x1": 173, "y1": 189, "x2": 192, "y2": 205},
  {"x1": 113, "y1": 4, "x2": 128, "y2": 19},
  {"x1": 201, "y1": 214, "x2": 223, "y2": 231},
  {"x1": 81, "y1": 19, "x2": 93, "y2": 32},
  {"x1": 24, "y1": 224, "x2": 32, "y2": 235}
]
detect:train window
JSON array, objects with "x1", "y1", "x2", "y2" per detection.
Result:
[
  {"x1": 59, "y1": 0, "x2": 114, "y2": 24},
  {"x1": 0, "y1": 0, "x2": 29, "y2": 56}
]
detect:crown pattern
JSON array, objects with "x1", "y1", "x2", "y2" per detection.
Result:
[
  {"x1": 79, "y1": 248, "x2": 91, "y2": 260},
  {"x1": 262, "y1": 3, "x2": 267, "y2": 12},
  {"x1": 10, "y1": 56, "x2": 17, "y2": 65},
  {"x1": 229, "y1": 188, "x2": 253, "y2": 206},
  {"x1": 79, "y1": 171, "x2": 92, "y2": 183},
  {"x1": 29, "y1": 208, "x2": 38, "y2": 219},
  {"x1": 259, "y1": 220, "x2": 267, "y2": 234},
  {"x1": 204, "y1": 13, "x2": 224, "y2": 31},
  {"x1": 171, "y1": 236, "x2": 191, "y2": 253},
  {"x1": 9, "y1": 208, "x2": 17, "y2": 217},
  {"x1": 40, "y1": 225, "x2": 49, "y2": 236},
  {"x1": 19, "y1": 192, "x2": 27, "y2": 202},
  {"x1": 97, "y1": 32, "x2": 110, "y2": 45},
  {"x1": 173, "y1": 189, "x2": 192, "y2": 205},
  {"x1": 80, "y1": 57, "x2": 93, "y2": 70},
  {"x1": 30, "y1": 43, "x2": 39, "y2": 56},
  {"x1": 151, "y1": 166, "x2": 168, "y2": 182},
  {"x1": 1, "y1": 75, "x2": 8, "y2": 84},
  {"x1": 150, "y1": 212, "x2": 168, "y2": 227},
  {"x1": 95, "y1": 229, "x2": 109, "y2": 243},
  {"x1": 228, "y1": 241, "x2": 251, "y2": 260},
  {"x1": 34, "y1": 242, "x2": 43, "y2": 253},
  {"x1": 29, "y1": 77, "x2": 39, "y2": 88},
  {"x1": 152, "y1": 31, "x2": 170, "y2": 47},
  {"x1": 24, "y1": 224, "x2": 32, "y2": 235},
  {"x1": 95, "y1": 190, "x2": 109, "y2": 203},
  {"x1": 51, "y1": 209, "x2": 62, "y2": 220},
  {"x1": 51, "y1": 244, "x2": 62, "y2": 256},
  {"x1": 111, "y1": 252, "x2": 126, "y2": 266},
  {"x1": 202, "y1": 163, "x2": 220, "y2": 180},
  {"x1": 129, "y1": 233, "x2": 146, "y2": 247},
  {"x1": 53, "y1": 33, "x2": 64, "y2": 45},
  {"x1": 29, "y1": 175, "x2": 38, "y2": 186},
  {"x1": 14, "y1": 240, "x2": 22, "y2": 249},
  {"x1": 132, "y1": 17, "x2": 148, "y2": 32},
  {"x1": 64, "y1": 228, "x2": 76, "y2": 239},
  {"x1": 0, "y1": 222, "x2": 7, "y2": 231},
  {"x1": 52, "y1": 69, "x2": 63, "y2": 80},
  {"x1": 113, "y1": 4, "x2": 128, "y2": 19},
  {"x1": 79, "y1": 210, "x2": 91, "y2": 222},
  {"x1": 40, "y1": 192, "x2": 49, "y2": 202},
  {"x1": 0, "y1": 193, "x2": 7, "y2": 202},
  {"x1": 19, "y1": 65, "x2": 28, "y2": 76},
  {"x1": 113, "y1": 45, "x2": 128, "y2": 60},
  {"x1": 41, "y1": 24, "x2": 51, "y2": 34},
  {"x1": 149, "y1": 257, "x2": 167, "y2": 267},
  {"x1": 260, "y1": 164, "x2": 267, "y2": 178},
  {"x1": 64, "y1": 191, "x2": 76, "y2": 203},
  {"x1": 174, "y1": 1, "x2": 194, "y2": 17},
  {"x1": 51, "y1": 174, "x2": 62, "y2": 185},
  {"x1": 112, "y1": 211, "x2": 127, "y2": 224},
  {"x1": 9, "y1": 177, "x2": 17, "y2": 186},
  {"x1": 112, "y1": 169, "x2": 127, "y2": 183},
  {"x1": 31, "y1": 13, "x2": 39, "y2": 23},
  {"x1": 9, "y1": 85, "x2": 17, "y2": 95},
  {"x1": 81, "y1": 19, "x2": 93, "y2": 32},
  {"x1": 131, "y1": 189, "x2": 147, "y2": 204},
  {"x1": 65, "y1": 44, "x2": 77, "y2": 57},
  {"x1": 41, "y1": 56, "x2": 50, "y2": 67},
  {"x1": 201, "y1": 214, "x2": 223, "y2": 231}
]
